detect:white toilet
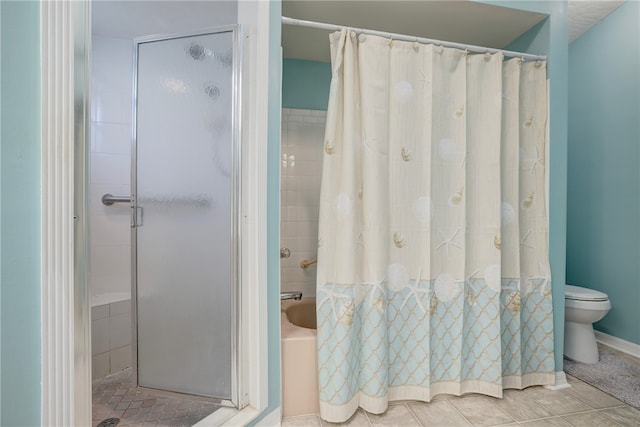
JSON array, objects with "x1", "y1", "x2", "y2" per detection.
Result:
[{"x1": 564, "y1": 284, "x2": 611, "y2": 364}]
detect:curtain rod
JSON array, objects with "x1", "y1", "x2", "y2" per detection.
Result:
[{"x1": 282, "y1": 16, "x2": 547, "y2": 62}]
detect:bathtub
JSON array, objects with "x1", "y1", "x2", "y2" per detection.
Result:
[{"x1": 281, "y1": 298, "x2": 319, "y2": 418}]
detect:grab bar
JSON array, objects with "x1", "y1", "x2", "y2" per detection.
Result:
[
  {"x1": 102, "y1": 194, "x2": 132, "y2": 206},
  {"x1": 300, "y1": 258, "x2": 317, "y2": 269}
]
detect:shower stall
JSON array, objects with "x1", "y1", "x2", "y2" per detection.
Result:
[
  {"x1": 98, "y1": 25, "x2": 241, "y2": 405},
  {"x1": 132, "y1": 27, "x2": 240, "y2": 401}
]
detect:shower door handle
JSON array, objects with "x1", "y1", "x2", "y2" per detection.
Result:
[
  {"x1": 102, "y1": 193, "x2": 132, "y2": 205},
  {"x1": 131, "y1": 206, "x2": 143, "y2": 228}
]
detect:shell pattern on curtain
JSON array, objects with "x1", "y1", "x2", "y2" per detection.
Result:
[{"x1": 316, "y1": 29, "x2": 555, "y2": 423}]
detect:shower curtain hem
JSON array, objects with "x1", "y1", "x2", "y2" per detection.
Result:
[
  {"x1": 320, "y1": 378, "x2": 557, "y2": 423},
  {"x1": 503, "y1": 372, "x2": 555, "y2": 389}
]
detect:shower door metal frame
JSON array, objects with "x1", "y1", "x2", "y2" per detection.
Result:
[{"x1": 130, "y1": 25, "x2": 243, "y2": 407}]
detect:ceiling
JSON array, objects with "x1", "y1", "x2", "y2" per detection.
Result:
[
  {"x1": 568, "y1": 0, "x2": 625, "y2": 42},
  {"x1": 281, "y1": 0, "x2": 627, "y2": 62},
  {"x1": 92, "y1": 0, "x2": 627, "y2": 61},
  {"x1": 281, "y1": 1, "x2": 547, "y2": 62}
]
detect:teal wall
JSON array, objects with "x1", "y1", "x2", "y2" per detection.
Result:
[
  {"x1": 282, "y1": 59, "x2": 331, "y2": 110},
  {"x1": 267, "y1": 0, "x2": 282, "y2": 415},
  {"x1": 566, "y1": 1, "x2": 640, "y2": 345},
  {"x1": 0, "y1": 1, "x2": 42, "y2": 425},
  {"x1": 280, "y1": 1, "x2": 569, "y2": 372},
  {"x1": 251, "y1": 1, "x2": 282, "y2": 424}
]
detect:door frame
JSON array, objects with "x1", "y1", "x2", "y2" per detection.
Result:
[{"x1": 40, "y1": 1, "x2": 274, "y2": 425}]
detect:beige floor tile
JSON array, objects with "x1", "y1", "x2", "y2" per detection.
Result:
[
  {"x1": 448, "y1": 394, "x2": 515, "y2": 426},
  {"x1": 599, "y1": 406, "x2": 640, "y2": 427},
  {"x1": 523, "y1": 386, "x2": 591, "y2": 415},
  {"x1": 408, "y1": 400, "x2": 472, "y2": 426},
  {"x1": 519, "y1": 417, "x2": 572, "y2": 427},
  {"x1": 493, "y1": 389, "x2": 555, "y2": 421},
  {"x1": 561, "y1": 381, "x2": 624, "y2": 409},
  {"x1": 366, "y1": 404, "x2": 421, "y2": 426},
  {"x1": 282, "y1": 414, "x2": 323, "y2": 427},
  {"x1": 321, "y1": 410, "x2": 371, "y2": 426},
  {"x1": 431, "y1": 393, "x2": 456, "y2": 401},
  {"x1": 562, "y1": 411, "x2": 621, "y2": 427},
  {"x1": 278, "y1": 373, "x2": 639, "y2": 427}
]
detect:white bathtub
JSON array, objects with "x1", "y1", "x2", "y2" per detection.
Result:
[{"x1": 281, "y1": 298, "x2": 319, "y2": 418}]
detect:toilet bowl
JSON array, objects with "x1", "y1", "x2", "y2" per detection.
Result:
[{"x1": 564, "y1": 284, "x2": 611, "y2": 364}]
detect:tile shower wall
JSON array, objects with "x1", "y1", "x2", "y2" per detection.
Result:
[
  {"x1": 281, "y1": 109, "x2": 326, "y2": 298},
  {"x1": 90, "y1": 36, "x2": 133, "y2": 379},
  {"x1": 90, "y1": 36, "x2": 132, "y2": 297},
  {"x1": 91, "y1": 299, "x2": 132, "y2": 380}
]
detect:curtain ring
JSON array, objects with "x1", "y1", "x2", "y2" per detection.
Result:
[
  {"x1": 484, "y1": 51, "x2": 491, "y2": 61},
  {"x1": 387, "y1": 37, "x2": 393, "y2": 47},
  {"x1": 535, "y1": 59, "x2": 543, "y2": 68}
]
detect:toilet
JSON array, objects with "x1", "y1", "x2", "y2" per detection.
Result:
[{"x1": 564, "y1": 284, "x2": 611, "y2": 364}]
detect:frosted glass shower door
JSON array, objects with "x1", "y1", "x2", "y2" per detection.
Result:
[{"x1": 133, "y1": 28, "x2": 237, "y2": 401}]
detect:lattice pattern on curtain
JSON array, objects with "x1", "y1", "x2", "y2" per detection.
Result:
[{"x1": 316, "y1": 29, "x2": 554, "y2": 423}]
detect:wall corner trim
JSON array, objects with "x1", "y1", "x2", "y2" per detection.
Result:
[
  {"x1": 544, "y1": 371, "x2": 572, "y2": 390},
  {"x1": 41, "y1": 1, "x2": 91, "y2": 425},
  {"x1": 40, "y1": 1, "x2": 76, "y2": 425}
]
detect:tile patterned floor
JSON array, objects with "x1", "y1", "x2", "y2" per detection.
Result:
[
  {"x1": 283, "y1": 374, "x2": 640, "y2": 427},
  {"x1": 92, "y1": 369, "x2": 221, "y2": 427},
  {"x1": 94, "y1": 347, "x2": 640, "y2": 427}
]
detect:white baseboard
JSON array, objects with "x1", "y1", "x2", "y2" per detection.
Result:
[
  {"x1": 595, "y1": 331, "x2": 640, "y2": 359},
  {"x1": 544, "y1": 371, "x2": 572, "y2": 390}
]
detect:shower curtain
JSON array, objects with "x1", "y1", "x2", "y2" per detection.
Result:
[{"x1": 316, "y1": 29, "x2": 555, "y2": 423}]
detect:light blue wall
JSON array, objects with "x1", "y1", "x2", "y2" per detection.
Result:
[
  {"x1": 282, "y1": 59, "x2": 331, "y2": 110},
  {"x1": 267, "y1": 0, "x2": 282, "y2": 414},
  {"x1": 566, "y1": 1, "x2": 640, "y2": 345},
  {"x1": 0, "y1": 3, "x2": 2, "y2": 420},
  {"x1": 250, "y1": 1, "x2": 282, "y2": 424},
  {"x1": 0, "y1": 1, "x2": 42, "y2": 425}
]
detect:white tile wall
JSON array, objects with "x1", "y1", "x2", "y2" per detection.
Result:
[
  {"x1": 90, "y1": 35, "x2": 133, "y2": 297},
  {"x1": 110, "y1": 345, "x2": 132, "y2": 373},
  {"x1": 90, "y1": 36, "x2": 133, "y2": 379},
  {"x1": 91, "y1": 300, "x2": 132, "y2": 380},
  {"x1": 109, "y1": 313, "x2": 131, "y2": 349},
  {"x1": 92, "y1": 317, "x2": 110, "y2": 356},
  {"x1": 280, "y1": 109, "x2": 326, "y2": 298},
  {"x1": 92, "y1": 352, "x2": 110, "y2": 380}
]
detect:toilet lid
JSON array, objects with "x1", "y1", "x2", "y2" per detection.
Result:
[{"x1": 565, "y1": 285, "x2": 608, "y2": 301}]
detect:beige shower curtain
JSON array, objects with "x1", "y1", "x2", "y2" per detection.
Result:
[{"x1": 316, "y1": 29, "x2": 554, "y2": 422}]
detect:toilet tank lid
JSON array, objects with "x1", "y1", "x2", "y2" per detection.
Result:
[{"x1": 565, "y1": 285, "x2": 608, "y2": 301}]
